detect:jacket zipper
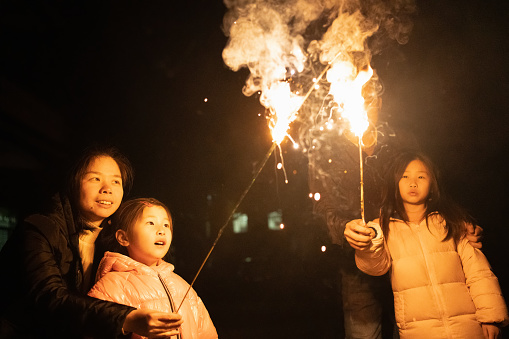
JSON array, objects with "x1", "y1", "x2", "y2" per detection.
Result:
[
  {"x1": 157, "y1": 273, "x2": 182, "y2": 339},
  {"x1": 413, "y1": 221, "x2": 452, "y2": 338}
]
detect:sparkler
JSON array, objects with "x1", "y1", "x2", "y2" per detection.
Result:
[
  {"x1": 178, "y1": 0, "x2": 414, "y2": 313},
  {"x1": 177, "y1": 141, "x2": 277, "y2": 312},
  {"x1": 327, "y1": 64, "x2": 374, "y2": 224}
]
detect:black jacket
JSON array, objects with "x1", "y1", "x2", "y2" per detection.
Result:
[{"x1": 0, "y1": 192, "x2": 135, "y2": 339}]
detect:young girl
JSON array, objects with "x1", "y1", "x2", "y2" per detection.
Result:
[
  {"x1": 344, "y1": 151, "x2": 508, "y2": 338},
  {"x1": 89, "y1": 198, "x2": 218, "y2": 339}
]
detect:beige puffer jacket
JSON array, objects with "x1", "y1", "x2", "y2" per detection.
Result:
[{"x1": 355, "y1": 214, "x2": 508, "y2": 339}]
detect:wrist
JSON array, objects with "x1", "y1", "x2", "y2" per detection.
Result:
[{"x1": 122, "y1": 310, "x2": 135, "y2": 334}]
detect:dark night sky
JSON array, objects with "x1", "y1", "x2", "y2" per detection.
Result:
[{"x1": 1, "y1": 0, "x2": 509, "y2": 337}]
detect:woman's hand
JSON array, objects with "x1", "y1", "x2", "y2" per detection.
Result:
[
  {"x1": 466, "y1": 224, "x2": 483, "y2": 249},
  {"x1": 123, "y1": 309, "x2": 183, "y2": 338},
  {"x1": 344, "y1": 219, "x2": 375, "y2": 251}
]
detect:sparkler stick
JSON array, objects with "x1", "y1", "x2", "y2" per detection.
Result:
[
  {"x1": 331, "y1": 65, "x2": 373, "y2": 226},
  {"x1": 177, "y1": 141, "x2": 278, "y2": 312},
  {"x1": 358, "y1": 136, "x2": 365, "y2": 224}
]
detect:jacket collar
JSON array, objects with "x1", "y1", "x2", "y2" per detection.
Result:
[
  {"x1": 96, "y1": 252, "x2": 175, "y2": 281},
  {"x1": 390, "y1": 211, "x2": 440, "y2": 224}
]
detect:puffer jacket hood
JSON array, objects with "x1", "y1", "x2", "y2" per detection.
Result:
[
  {"x1": 95, "y1": 251, "x2": 176, "y2": 280},
  {"x1": 89, "y1": 252, "x2": 217, "y2": 339}
]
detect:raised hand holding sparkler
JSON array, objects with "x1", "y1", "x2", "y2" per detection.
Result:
[{"x1": 344, "y1": 219, "x2": 376, "y2": 250}]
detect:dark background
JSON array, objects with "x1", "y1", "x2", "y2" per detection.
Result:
[{"x1": 1, "y1": 0, "x2": 508, "y2": 338}]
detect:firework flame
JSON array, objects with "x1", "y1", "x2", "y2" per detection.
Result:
[
  {"x1": 327, "y1": 63, "x2": 374, "y2": 138},
  {"x1": 221, "y1": 0, "x2": 414, "y2": 145},
  {"x1": 262, "y1": 82, "x2": 304, "y2": 145}
]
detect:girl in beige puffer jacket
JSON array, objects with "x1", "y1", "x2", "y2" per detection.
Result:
[{"x1": 345, "y1": 151, "x2": 508, "y2": 338}]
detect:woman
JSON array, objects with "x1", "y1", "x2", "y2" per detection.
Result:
[{"x1": 0, "y1": 146, "x2": 182, "y2": 339}]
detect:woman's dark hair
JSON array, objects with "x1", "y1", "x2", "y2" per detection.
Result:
[
  {"x1": 104, "y1": 198, "x2": 173, "y2": 256},
  {"x1": 66, "y1": 145, "x2": 134, "y2": 228},
  {"x1": 380, "y1": 151, "x2": 474, "y2": 243}
]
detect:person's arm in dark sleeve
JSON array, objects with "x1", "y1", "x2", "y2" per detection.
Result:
[{"x1": 21, "y1": 220, "x2": 135, "y2": 339}]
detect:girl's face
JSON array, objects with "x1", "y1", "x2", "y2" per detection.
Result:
[
  {"x1": 121, "y1": 206, "x2": 172, "y2": 267},
  {"x1": 398, "y1": 159, "x2": 431, "y2": 208},
  {"x1": 79, "y1": 156, "x2": 124, "y2": 227}
]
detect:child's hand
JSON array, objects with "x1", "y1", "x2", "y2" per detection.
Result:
[
  {"x1": 123, "y1": 309, "x2": 183, "y2": 338},
  {"x1": 344, "y1": 219, "x2": 375, "y2": 250},
  {"x1": 466, "y1": 224, "x2": 483, "y2": 249},
  {"x1": 482, "y1": 323, "x2": 500, "y2": 338}
]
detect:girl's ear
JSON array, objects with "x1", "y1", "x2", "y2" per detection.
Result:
[{"x1": 116, "y1": 229, "x2": 130, "y2": 247}]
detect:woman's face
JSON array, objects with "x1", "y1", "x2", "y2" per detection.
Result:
[{"x1": 79, "y1": 156, "x2": 124, "y2": 227}]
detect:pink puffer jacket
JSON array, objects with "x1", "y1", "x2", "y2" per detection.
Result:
[
  {"x1": 356, "y1": 214, "x2": 508, "y2": 339},
  {"x1": 88, "y1": 252, "x2": 218, "y2": 339}
]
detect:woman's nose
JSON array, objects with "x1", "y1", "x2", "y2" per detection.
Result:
[{"x1": 101, "y1": 184, "x2": 112, "y2": 194}]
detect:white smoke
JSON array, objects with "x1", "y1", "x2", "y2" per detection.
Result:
[{"x1": 222, "y1": 0, "x2": 416, "y2": 145}]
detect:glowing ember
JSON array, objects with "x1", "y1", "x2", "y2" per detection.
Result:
[
  {"x1": 261, "y1": 82, "x2": 304, "y2": 145},
  {"x1": 328, "y1": 64, "x2": 374, "y2": 138}
]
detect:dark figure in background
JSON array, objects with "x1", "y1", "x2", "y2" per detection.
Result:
[
  {"x1": 0, "y1": 146, "x2": 183, "y2": 339},
  {"x1": 309, "y1": 118, "x2": 404, "y2": 339}
]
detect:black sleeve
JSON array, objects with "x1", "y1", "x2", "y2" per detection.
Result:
[{"x1": 3, "y1": 220, "x2": 135, "y2": 339}]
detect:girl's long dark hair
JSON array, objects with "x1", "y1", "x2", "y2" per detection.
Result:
[{"x1": 380, "y1": 151, "x2": 474, "y2": 243}]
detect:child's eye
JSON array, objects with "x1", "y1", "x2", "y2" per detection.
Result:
[
  {"x1": 147, "y1": 221, "x2": 154, "y2": 226},
  {"x1": 163, "y1": 223, "x2": 170, "y2": 228},
  {"x1": 113, "y1": 180, "x2": 121, "y2": 185}
]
